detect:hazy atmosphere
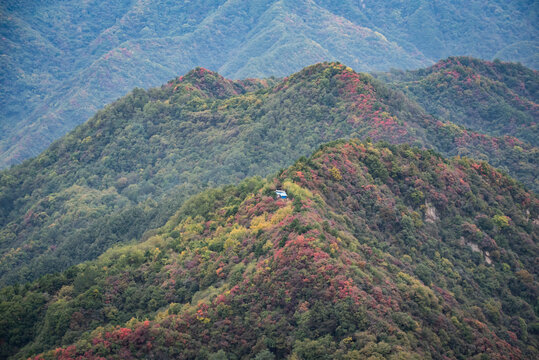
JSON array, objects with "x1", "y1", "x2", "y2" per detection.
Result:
[{"x1": 0, "y1": 1, "x2": 537, "y2": 359}]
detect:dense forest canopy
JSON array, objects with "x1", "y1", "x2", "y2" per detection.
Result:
[
  {"x1": 1, "y1": 140, "x2": 537, "y2": 359},
  {"x1": 1, "y1": 0, "x2": 537, "y2": 167},
  {"x1": 1, "y1": 2, "x2": 537, "y2": 358},
  {"x1": 0, "y1": 61, "x2": 536, "y2": 286},
  {"x1": 378, "y1": 57, "x2": 538, "y2": 144}
]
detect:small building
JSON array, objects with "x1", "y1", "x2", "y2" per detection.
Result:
[{"x1": 275, "y1": 190, "x2": 288, "y2": 199}]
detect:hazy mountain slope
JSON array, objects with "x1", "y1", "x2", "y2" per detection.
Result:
[
  {"x1": 379, "y1": 57, "x2": 539, "y2": 145},
  {"x1": 0, "y1": 63, "x2": 537, "y2": 286},
  {"x1": 0, "y1": 0, "x2": 138, "y2": 158},
  {"x1": 316, "y1": 0, "x2": 538, "y2": 65},
  {"x1": 1, "y1": 0, "x2": 537, "y2": 167},
  {"x1": 0, "y1": 0, "x2": 427, "y2": 168},
  {"x1": 1, "y1": 141, "x2": 537, "y2": 359}
]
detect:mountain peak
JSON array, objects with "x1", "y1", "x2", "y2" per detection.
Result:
[
  {"x1": 0, "y1": 60, "x2": 536, "y2": 289},
  {"x1": 12, "y1": 140, "x2": 537, "y2": 359},
  {"x1": 385, "y1": 56, "x2": 539, "y2": 143},
  {"x1": 274, "y1": 61, "x2": 372, "y2": 96},
  {"x1": 166, "y1": 67, "x2": 274, "y2": 99},
  {"x1": 182, "y1": 66, "x2": 223, "y2": 81},
  {"x1": 165, "y1": 67, "x2": 236, "y2": 99},
  {"x1": 284, "y1": 62, "x2": 355, "y2": 81}
]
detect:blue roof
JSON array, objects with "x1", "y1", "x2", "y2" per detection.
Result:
[{"x1": 275, "y1": 190, "x2": 287, "y2": 197}]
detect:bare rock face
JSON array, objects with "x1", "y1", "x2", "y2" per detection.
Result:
[
  {"x1": 424, "y1": 202, "x2": 438, "y2": 223},
  {"x1": 485, "y1": 251, "x2": 492, "y2": 265},
  {"x1": 461, "y1": 238, "x2": 493, "y2": 265}
]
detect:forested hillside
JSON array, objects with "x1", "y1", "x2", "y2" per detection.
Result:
[
  {"x1": 379, "y1": 56, "x2": 538, "y2": 144},
  {"x1": 1, "y1": 0, "x2": 537, "y2": 167},
  {"x1": 1, "y1": 141, "x2": 537, "y2": 359},
  {"x1": 0, "y1": 62, "x2": 537, "y2": 286}
]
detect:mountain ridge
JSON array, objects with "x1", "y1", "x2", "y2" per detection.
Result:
[
  {"x1": 0, "y1": 61, "x2": 537, "y2": 286},
  {"x1": 378, "y1": 56, "x2": 538, "y2": 144},
  {"x1": 1, "y1": 0, "x2": 537, "y2": 167},
  {"x1": 1, "y1": 140, "x2": 537, "y2": 359}
]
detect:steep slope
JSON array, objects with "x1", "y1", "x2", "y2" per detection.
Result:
[
  {"x1": 0, "y1": 0, "x2": 427, "y2": 167},
  {"x1": 1, "y1": 141, "x2": 537, "y2": 359},
  {"x1": 2, "y1": 0, "x2": 538, "y2": 167},
  {"x1": 316, "y1": 0, "x2": 538, "y2": 66},
  {"x1": 0, "y1": 63, "x2": 537, "y2": 286},
  {"x1": 379, "y1": 57, "x2": 539, "y2": 144}
]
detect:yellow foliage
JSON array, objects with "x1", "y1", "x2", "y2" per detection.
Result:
[
  {"x1": 397, "y1": 271, "x2": 416, "y2": 285},
  {"x1": 330, "y1": 166, "x2": 343, "y2": 181},
  {"x1": 380, "y1": 147, "x2": 393, "y2": 157},
  {"x1": 197, "y1": 316, "x2": 210, "y2": 323},
  {"x1": 222, "y1": 225, "x2": 248, "y2": 250},
  {"x1": 441, "y1": 258, "x2": 453, "y2": 269},
  {"x1": 270, "y1": 203, "x2": 293, "y2": 224},
  {"x1": 151, "y1": 247, "x2": 161, "y2": 261},
  {"x1": 228, "y1": 225, "x2": 248, "y2": 240},
  {"x1": 366, "y1": 144, "x2": 380, "y2": 155},
  {"x1": 206, "y1": 235, "x2": 223, "y2": 249},
  {"x1": 181, "y1": 217, "x2": 205, "y2": 235},
  {"x1": 58, "y1": 285, "x2": 74, "y2": 299},
  {"x1": 224, "y1": 237, "x2": 239, "y2": 250},
  {"x1": 250, "y1": 214, "x2": 272, "y2": 231},
  {"x1": 398, "y1": 271, "x2": 439, "y2": 309},
  {"x1": 283, "y1": 180, "x2": 313, "y2": 200},
  {"x1": 155, "y1": 308, "x2": 170, "y2": 322},
  {"x1": 493, "y1": 214, "x2": 510, "y2": 228}
]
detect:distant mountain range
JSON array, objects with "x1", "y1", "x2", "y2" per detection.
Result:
[
  {"x1": 2, "y1": 140, "x2": 537, "y2": 359},
  {"x1": 0, "y1": 60, "x2": 536, "y2": 287},
  {"x1": 1, "y1": 0, "x2": 537, "y2": 167},
  {"x1": 378, "y1": 56, "x2": 538, "y2": 144}
]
